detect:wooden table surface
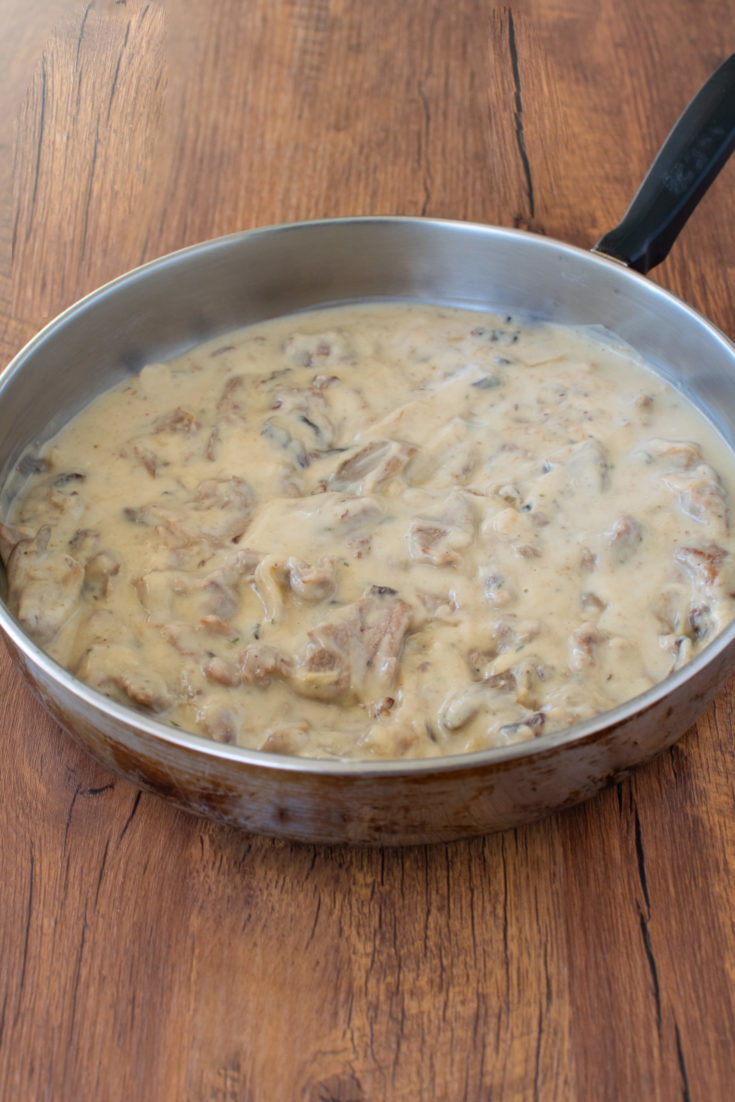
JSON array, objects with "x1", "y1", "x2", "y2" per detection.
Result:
[{"x1": 2, "y1": 1, "x2": 735, "y2": 1098}]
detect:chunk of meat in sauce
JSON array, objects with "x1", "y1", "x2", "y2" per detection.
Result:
[
  {"x1": 668, "y1": 634, "x2": 694, "y2": 673},
  {"x1": 438, "y1": 678, "x2": 543, "y2": 744},
  {"x1": 84, "y1": 550, "x2": 121, "y2": 599},
  {"x1": 674, "y1": 544, "x2": 727, "y2": 587},
  {"x1": 196, "y1": 698, "x2": 242, "y2": 743},
  {"x1": 252, "y1": 556, "x2": 286, "y2": 621},
  {"x1": 153, "y1": 407, "x2": 200, "y2": 434},
  {"x1": 409, "y1": 522, "x2": 462, "y2": 566},
  {"x1": 239, "y1": 643, "x2": 292, "y2": 687},
  {"x1": 14, "y1": 473, "x2": 86, "y2": 523},
  {"x1": 484, "y1": 505, "x2": 541, "y2": 560},
  {"x1": 192, "y1": 477, "x2": 256, "y2": 541},
  {"x1": 484, "y1": 573, "x2": 515, "y2": 608},
  {"x1": 203, "y1": 656, "x2": 241, "y2": 687},
  {"x1": 288, "y1": 557, "x2": 336, "y2": 602},
  {"x1": 565, "y1": 438, "x2": 610, "y2": 494},
  {"x1": 466, "y1": 648, "x2": 499, "y2": 680},
  {"x1": 580, "y1": 547, "x2": 597, "y2": 572},
  {"x1": 316, "y1": 493, "x2": 382, "y2": 558},
  {"x1": 292, "y1": 594, "x2": 412, "y2": 704},
  {"x1": 201, "y1": 557, "x2": 257, "y2": 618},
  {"x1": 642, "y1": 438, "x2": 703, "y2": 467},
  {"x1": 74, "y1": 608, "x2": 135, "y2": 653},
  {"x1": 134, "y1": 569, "x2": 186, "y2": 618},
  {"x1": 513, "y1": 658, "x2": 547, "y2": 710},
  {"x1": 607, "y1": 514, "x2": 645, "y2": 562},
  {"x1": 417, "y1": 589, "x2": 459, "y2": 621},
  {"x1": 282, "y1": 331, "x2": 352, "y2": 368},
  {"x1": 133, "y1": 444, "x2": 162, "y2": 478},
  {"x1": 688, "y1": 603, "x2": 715, "y2": 641},
  {"x1": 653, "y1": 584, "x2": 691, "y2": 634},
  {"x1": 217, "y1": 375, "x2": 246, "y2": 421},
  {"x1": 118, "y1": 667, "x2": 173, "y2": 712},
  {"x1": 408, "y1": 494, "x2": 475, "y2": 567},
  {"x1": 6, "y1": 526, "x2": 84, "y2": 644},
  {"x1": 136, "y1": 558, "x2": 251, "y2": 637},
  {"x1": 581, "y1": 591, "x2": 606, "y2": 616},
  {"x1": 124, "y1": 477, "x2": 255, "y2": 550},
  {"x1": 0, "y1": 520, "x2": 31, "y2": 564},
  {"x1": 491, "y1": 615, "x2": 542, "y2": 652},
  {"x1": 262, "y1": 388, "x2": 337, "y2": 468},
  {"x1": 499, "y1": 712, "x2": 545, "y2": 742},
  {"x1": 260, "y1": 724, "x2": 311, "y2": 755},
  {"x1": 327, "y1": 440, "x2": 416, "y2": 493},
  {"x1": 253, "y1": 555, "x2": 336, "y2": 620},
  {"x1": 409, "y1": 418, "x2": 480, "y2": 487},
  {"x1": 77, "y1": 643, "x2": 173, "y2": 713},
  {"x1": 662, "y1": 464, "x2": 729, "y2": 531},
  {"x1": 569, "y1": 622, "x2": 608, "y2": 670},
  {"x1": 466, "y1": 650, "x2": 544, "y2": 710}
]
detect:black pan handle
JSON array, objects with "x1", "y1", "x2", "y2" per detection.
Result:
[{"x1": 593, "y1": 54, "x2": 735, "y2": 274}]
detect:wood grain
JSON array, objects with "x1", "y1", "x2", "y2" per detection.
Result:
[{"x1": 2, "y1": 1, "x2": 735, "y2": 1098}]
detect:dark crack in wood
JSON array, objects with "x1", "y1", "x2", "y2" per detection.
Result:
[
  {"x1": 639, "y1": 909, "x2": 662, "y2": 1034},
  {"x1": 75, "y1": 3, "x2": 94, "y2": 69},
  {"x1": 107, "y1": 21, "x2": 131, "y2": 123},
  {"x1": 417, "y1": 81, "x2": 432, "y2": 216},
  {"x1": 27, "y1": 55, "x2": 48, "y2": 243},
  {"x1": 508, "y1": 11, "x2": 535, "y2": 220},
  {"x1": 94, "y1": 839, "x2": 110, "y2": 907},
  {"x1": 634, "y1": 804, "x2": 651, "y2": 917},
  {"x1": 64, "y1": 782, "x2": 82, "y2": 850},
  {"x1": 675, "y1": 1021, "x2": 692, "y2": 1102},
  {"x1": 67, "y1": 912, "x2": 89, "y2": 1036},
  {"x1": 119, "y1": 790, "x2": 142, "y2": 841},
  {"x1": 79, "y1": 125, "x2": 100, "y2": 260},
  {"x1": 16, "y1": 843, "x2": 35, "y2": 1018},
  {"x1": 84, "y1": 783, "x2": 115, "y2": 797}
]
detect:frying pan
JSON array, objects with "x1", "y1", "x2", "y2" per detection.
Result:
[{"x1": 1, "y1": 57, "x2": 735, "y2": 844}]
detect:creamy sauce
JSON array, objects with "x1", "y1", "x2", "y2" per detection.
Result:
[{"x1": 3, "y1": 303, "x2": 735, "y2": 759}]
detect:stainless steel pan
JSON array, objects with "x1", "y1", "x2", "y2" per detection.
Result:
[{"x1": 2, "y1": 58, "x2": 735, "y2": 844}]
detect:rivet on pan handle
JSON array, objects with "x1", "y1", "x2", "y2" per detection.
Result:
[{"x1": 593, "y1": 54, "x2": 735, "y2": 275}]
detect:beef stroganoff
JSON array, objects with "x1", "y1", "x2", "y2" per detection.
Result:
[{"x1": 2, "y1": 303, "x2": 735, "y2": 759}]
